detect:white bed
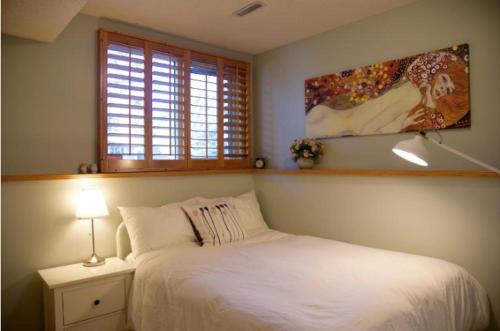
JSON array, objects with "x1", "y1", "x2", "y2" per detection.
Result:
[{"x1": 117, "y1": 226, "x2": 490, "y2": 331}]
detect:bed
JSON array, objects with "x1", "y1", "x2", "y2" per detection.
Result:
[{"x1": 116, "y1": 223, "x2": 490, "y2": 331}]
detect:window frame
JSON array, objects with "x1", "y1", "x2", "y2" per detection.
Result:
[{"x1": 98, "y1": 29, "x2": 251, "y2": 172}]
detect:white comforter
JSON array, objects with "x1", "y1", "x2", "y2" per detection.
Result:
[{"x1": 129, "y1": 231, "x2": 489, "y2": 331}]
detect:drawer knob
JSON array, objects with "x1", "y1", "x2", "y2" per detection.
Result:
[{"x1": 93, "y1": 299, "x2": 101, "y2": 306}]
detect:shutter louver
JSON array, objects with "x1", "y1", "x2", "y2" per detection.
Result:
[
  {"x1": 222, "y1": 61, "x2": 250, "y2": 165},
  {"x1": 105, "y1": 42, "x2": 146, "y2": 161},
  {"x1": 151, "y1": 50, "x2": 186, "y2": 161},
  {"x1": 190, "y1": 57, "x2": 219, "y2": 160}
]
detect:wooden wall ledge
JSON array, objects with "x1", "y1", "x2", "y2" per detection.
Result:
[
  {"x1": 2, "y1": 168, "x2": 499, "y2": 182},
  {"x1": 254, "y1": 168, "x2": 500, "y2": 178},
  {"x1": 1, "y1": 168, "x2": 254, "y2": 182}
]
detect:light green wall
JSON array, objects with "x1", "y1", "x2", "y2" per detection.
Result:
[
  {"x1": 1, "y1": 13, "x2": 256, "y2": 331},
  {"x1": 1, "y1": 174, "x2": 255, "y2": 330},
  {"x1": 253, "y1": 0, "x2": 500, "y2": 330},
  {"x1": 1, "y1": 14, "x2": 253, "y2": 175},
  {"x1": 3, "y1": 1, "x2": 500, "y2": 331},
  {"x1": 254, "y1": 0, "x2": 500, "y2": 171}
]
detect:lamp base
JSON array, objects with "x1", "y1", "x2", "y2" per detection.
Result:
[{"x1": 83, "y1": 253, "x2": 105, "y2": 267}]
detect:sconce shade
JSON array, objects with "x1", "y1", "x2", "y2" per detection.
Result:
[
  {"x1": 75, "y1": 189, "x2": 109, "y2": 219},
  {"x1": 392, "y1": 134, "x2": 429, "y2": 167}
]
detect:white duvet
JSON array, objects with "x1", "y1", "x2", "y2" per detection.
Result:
[{"x1": 129, "y1": 231, "x2": 489, "y2": 331}]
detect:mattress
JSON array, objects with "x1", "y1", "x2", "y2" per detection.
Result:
[{"x1": 128, "y1": 230, "x2": 489, "y2": 331}]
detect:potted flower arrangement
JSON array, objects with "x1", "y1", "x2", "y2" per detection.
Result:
[{"x1": 289, "y1": 138, "x2": 324, "y2": 169}]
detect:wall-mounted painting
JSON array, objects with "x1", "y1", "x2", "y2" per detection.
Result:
[{"x1": 305, "y1": 44, "x2": 470, "y2": 138}]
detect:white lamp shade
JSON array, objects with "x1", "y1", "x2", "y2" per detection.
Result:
[
  {"x1": 392, "y1": 134, "x2": 429, "y2": 167},
  {"x1": 75, "y1": 189, "x2": 109, "y2": 219}
]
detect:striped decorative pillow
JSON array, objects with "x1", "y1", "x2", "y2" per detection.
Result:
[{"x1": 182, "y1": 202, "x2": 247, "y2": 246}]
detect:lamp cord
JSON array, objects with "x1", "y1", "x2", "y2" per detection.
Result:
[
  {"x1": 419, "y1": 130, "x2": 442, "y2": 144},
  {"x1": 91, "y1": 218, "x2": 96, "y2": 255},
  {"x1": 432, "y1": 130, "x2": 443, "y2": 144}
]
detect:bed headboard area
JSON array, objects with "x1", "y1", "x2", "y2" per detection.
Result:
[{"x1": 116, "y1": 222, "x2": 131, "y2": 260}]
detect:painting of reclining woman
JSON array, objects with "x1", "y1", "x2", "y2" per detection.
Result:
[{"x1": 305, "y1": 44, "x2": 470, "y2": 138}]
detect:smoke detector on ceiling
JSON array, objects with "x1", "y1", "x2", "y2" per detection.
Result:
[{"x1": 234, "y1": 1, "x2": 266, "y2": 17}]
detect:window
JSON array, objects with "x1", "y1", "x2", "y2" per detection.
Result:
[
  {"x1": 190, "y1": 56, "x2": 219, "y2": 163},
  {"x1": 99, "y1": 30, "x2": 250, "y2": 172}
]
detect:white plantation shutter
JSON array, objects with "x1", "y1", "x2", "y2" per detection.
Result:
[
  {"x1": 99, "y1": 30, "x2": 251, "y2": 172},
  {"x1": 222, "y1": 60, "x2": 251, "y2": 167}
]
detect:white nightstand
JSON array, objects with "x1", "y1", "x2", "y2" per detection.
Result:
[{"x1": 38, "y1": 257, "x2": 135, "y2": 331}]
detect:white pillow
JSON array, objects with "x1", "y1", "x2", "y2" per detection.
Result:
[
  {"x1": 231, "y1": 190, "x2": 268, "y2": 236},
  {"x1": 118, "y1": 198, "x2": 201, "y2": 258}
]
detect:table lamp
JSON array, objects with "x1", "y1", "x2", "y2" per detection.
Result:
[
  {"x1": 75, "y1": 189, "x2": 109, "y2": 267},
  {"x1": 392, "y1": 132, "x2": 500, "y2": 174}
]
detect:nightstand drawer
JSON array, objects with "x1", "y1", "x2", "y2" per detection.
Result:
[
  {"x1": 65, "y1": 311, "x2": 125, "y2": 331},
  {"x1": 62, "y1": 278, "x2": 126, "y2": 325}
]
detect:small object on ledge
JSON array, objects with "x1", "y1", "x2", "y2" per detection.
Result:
[
  {"x1": 88, "y1": 163, "x2": 99, "y2": 174},
  {"x1": 78, "y1": 163, "x2": 88, "y2": 174},
  {"x1": 296, "y1": 158, "x2": 315, "y2": 169},
  {"x1": 255, "y1": 157, "x2": 266, "y2": 169},
  {"x1": 290, "y1": 138, "x2": 324, "y2": 169}
]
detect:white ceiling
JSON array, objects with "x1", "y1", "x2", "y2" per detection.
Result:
[
  {"x1": 1, "y1": 0, "x2": 87, "y2": 42},
  {"x1": 2, "y1": 0, "x2": 417, "y2": 54},
  {"x1": 81, "y1": 0, "x2": 417, "y2": 54}
]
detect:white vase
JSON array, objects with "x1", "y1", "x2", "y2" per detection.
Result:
[{"x1": 297, "y1": 157, "x2": 315, "y2": 169}]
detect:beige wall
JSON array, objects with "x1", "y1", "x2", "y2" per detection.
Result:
[
  {"x1": 1, "y1": 174, "x2": 255, "y2": 330},
  {"x1": 253, "y1": 0, "x2": 500, "y2": 330},
  {"x1": 1, "y1": 14, "x2": 252, "y2": 175}
]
